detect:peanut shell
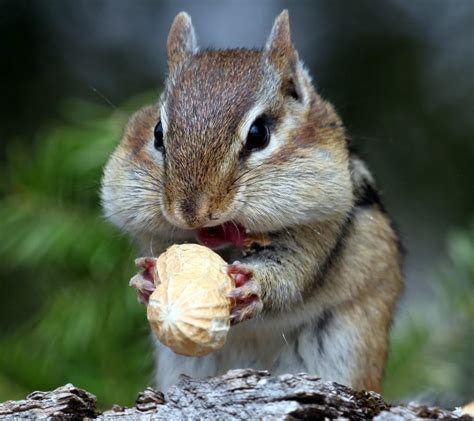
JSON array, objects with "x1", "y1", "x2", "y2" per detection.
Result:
[{"x1": 147, "y1": 244, "x2": 233, "y2": 357}]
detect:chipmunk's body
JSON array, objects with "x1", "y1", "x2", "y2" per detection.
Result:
[{"x1": 101, "y1": 11, "x2": 403, "y2": 392}]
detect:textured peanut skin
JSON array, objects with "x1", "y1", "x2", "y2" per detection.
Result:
[{"x1": 147, "y1": 244, "x2": 234, "y2": 357}]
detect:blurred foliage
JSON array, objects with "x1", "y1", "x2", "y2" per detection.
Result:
[
  {"x1": 0, "y1": 96, "x2": 156, "y2": 407},
  {"x1": 384, "y1": 222, "x2": 474, "y2": 405},
  {"x1": 0, "y1": 97, "x2": 472, "y2": 407}
]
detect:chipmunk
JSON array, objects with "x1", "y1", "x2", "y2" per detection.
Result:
[{"x1": 101, "y1": 10, "x2": 403, "y2": 393}]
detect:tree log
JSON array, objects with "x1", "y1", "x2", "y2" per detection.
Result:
[{"x1": 0, "y1": 369, "x2": 471, "y2": 420}]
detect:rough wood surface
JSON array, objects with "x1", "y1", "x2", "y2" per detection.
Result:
[
  {"x1": 0, "y1": 369, "x2": 471, "y2": 420},
  {"x1": 0, "y1": 383, "x2": 97, "y2": 419}
]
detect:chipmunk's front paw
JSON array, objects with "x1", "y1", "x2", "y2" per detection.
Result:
[
  {"x1": 130, "y1": 257, "x2": 158, "y2": 304},
  {"x1": 227, "y1": 261, "x2": 263, "y2": 325}
]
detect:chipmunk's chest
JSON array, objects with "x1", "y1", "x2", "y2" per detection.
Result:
[
  {"x1": 154, "y1": 319, "x2": 314, "y2": 391},
  {"x1": 217, "y1": 321, "x2": 309, "y2": 373}
]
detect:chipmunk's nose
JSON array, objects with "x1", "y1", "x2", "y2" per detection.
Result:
[
  {"x1": 172, "y1": 193, "x2": 211, "y2": 229},
  {"x1": 179, "y1": 198, "x2": 195, "y2": 222}
]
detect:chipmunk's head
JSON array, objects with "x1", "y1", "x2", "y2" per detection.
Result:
[{"x1": 102, "y1": 11, "x2": 353, "y2": 243}]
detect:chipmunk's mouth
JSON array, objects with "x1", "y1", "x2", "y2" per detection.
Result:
[{"x1": 196, "y1": 222, "x2": 247, "y2": 249}]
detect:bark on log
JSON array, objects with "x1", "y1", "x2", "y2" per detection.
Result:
[{"x1": 0, "y1": 369, "x2": 471, "y2": 420}]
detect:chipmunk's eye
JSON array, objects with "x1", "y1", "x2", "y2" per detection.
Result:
[
  {"x1": 245, "y1": 118, "x2": 270, "y2": 152},
  {"x1": 154, "y1": 120, "x2": 164, "y2": 151}
]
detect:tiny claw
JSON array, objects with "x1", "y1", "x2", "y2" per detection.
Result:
[
  {"x1": 130, "y1": 256, "x2": 159, "y2": 305},
  {"x1": 129, "y1": 274, "x2": 155, "y2": 292},
  {"x1": 137, "y1": 290, "x2": 151, "y2": 305},
  {"x1": 227, "y1": 260, "x2": 253, "y2": 275},
  {"x1": 227, "y1": 261, "x2": 254, "y2": 287},
  {"x1": 230, "y1": 299, "x2": 263, "y2": 325},
  {"x1": 134, "y1": 257, "x2": 158, "y2": 270},
  {"x1": 227, "y1": 280, "x2": 261, "y2": 300},
  {"x1": 226, "y1": 261, "x2": 262, "y2": 324}
]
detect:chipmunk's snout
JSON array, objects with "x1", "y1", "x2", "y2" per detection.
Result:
[
  {"x1": 179, "y1": 196, "x2": 199, "y2": 224},
  {"x1": 165, "y1": 193, "x2": 224, "y2": 230},
  {"x1": 178, "y1": 194, "x2": 209, "y2": 228}
]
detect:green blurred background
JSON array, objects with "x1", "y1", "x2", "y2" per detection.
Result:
[{"x1": 0, "y1": 0, "x2": 473, "y2": 409}]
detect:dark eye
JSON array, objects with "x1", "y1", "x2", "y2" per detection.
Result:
[
  {"x1": 154, "y1": 120, "x2": 164, "y2": 151},
  {"x1": 245, "y1": 118, "x2": 270, "y2": 152}
]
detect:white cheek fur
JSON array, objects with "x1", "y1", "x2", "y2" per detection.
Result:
[
  {"x1": 160, "y1": 103, "x2": 169, "y2": 132},
  {"x1": 145, "y1": 136, "x2": 165, "y2": 163},
  {"x1": 246, "y1": 133, "x2": 282, "y2": 165},
  {"x1": 238, "y1": 102, "x2": 267, "y2": 141}
]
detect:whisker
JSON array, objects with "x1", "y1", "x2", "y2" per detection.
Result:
[{"x1": 89, "y1": 85, "x2": 117, "y2": 109}]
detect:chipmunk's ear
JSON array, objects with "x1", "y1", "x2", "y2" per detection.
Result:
[
  {"x1": 265, "y1": 10, "x2": 297, "y2": 70},
  {"x1": 167, "y1": 12, "x2": 198, "y2": 72}
]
